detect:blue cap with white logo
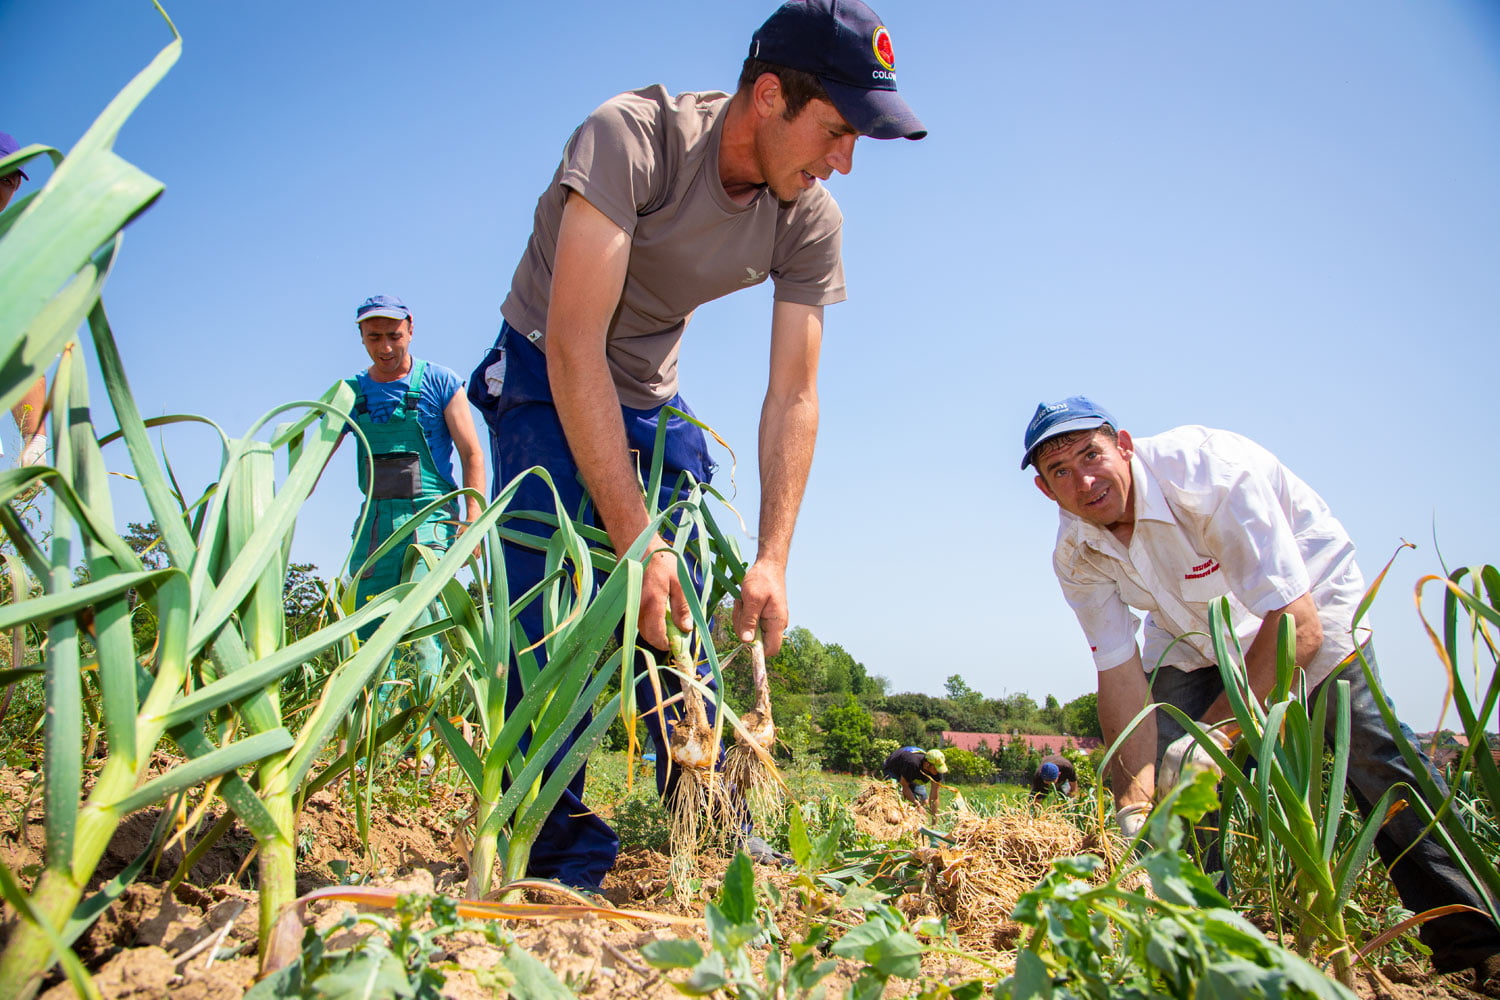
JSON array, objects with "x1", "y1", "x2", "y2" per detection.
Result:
[
  {"x1": 355, "y1": 294, "x2": 411, "y2": 324},
  {"x1": 749, "y1": 0, "x2": 926, "y2": 140},
  {"x1": 1021, "y1": 396, "x2": 1117, "y2": 470}
]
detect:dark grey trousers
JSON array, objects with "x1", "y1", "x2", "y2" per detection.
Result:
[{"x1": 1151, "y1": 647, "x2": 1500, "y2": 971}]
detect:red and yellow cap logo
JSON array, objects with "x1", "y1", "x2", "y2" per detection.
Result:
[{"x1": 871, "y1": 26, "x2": 895, "y2": 71}]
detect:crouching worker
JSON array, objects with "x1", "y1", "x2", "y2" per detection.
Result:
[
  {"x1": 883, "y1": 746, "x2": 947, "y2": 818},
  {"x1": 345, "y1": 295, "x2": 484, "y2": 714},
  {"x1": 1029, "y1": 754, "x2": 1077, "y2": 802},
  {"x1": 1020, "y1": 395, "x2": 1500, "y2": 992}
]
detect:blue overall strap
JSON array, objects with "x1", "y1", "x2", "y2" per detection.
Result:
[
  {"x1": 348, "y1": 359, "x2": 427, "y2": 420},
  {"x1": 401, "y1": 359, "x2": 426, "y2": 416}
]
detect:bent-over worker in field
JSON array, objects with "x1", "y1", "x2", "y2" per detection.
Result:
[
  {"x1": 1, "y1": 131, "x2": 47, "y2": 469},
  {"x1": 345, "y1": 295, "x2": 484, "y2": 710},
  {"x1": 882, "y1": 746, "x2": 946, "y2": 818},
  {"x1": 1028, "y1": 754, "x2": 1077, "y2": 802},
  {"x1": 1021, "y1": 395, "x2": 1500, "y2": 990},
  {"x1": 467, "y1": 0, "x2": 926, "y2": 890}
]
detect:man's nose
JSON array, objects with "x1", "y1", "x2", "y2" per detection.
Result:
[{"x1": 828, "y1": 134, "x2": 855, "y2": 175}]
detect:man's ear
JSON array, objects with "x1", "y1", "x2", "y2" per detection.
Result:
[
  {"x1": 1115, "y1": 428, "x2": 1134, "y2": 460},
  {"x1": 1034, "y1": 473, "x2": 1057, "y2": 502},
  {"x1": 752, "y1": 71, "x2": 784, "y2": 119}
]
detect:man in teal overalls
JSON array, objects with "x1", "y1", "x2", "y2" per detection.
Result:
[{"x1": 348, "y1": 294, "x2": 485, "y2": 706}]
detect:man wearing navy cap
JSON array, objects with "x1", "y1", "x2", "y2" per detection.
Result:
[
  {"x1": 1, "y1": 131, "x2": 47, "y2": 469},
  {"x1": 1028, "y1": 754, "x2": 1077, "y2": 802},
  {"x1": 1022, "y1": 396, "x2": 1500, "y2": 989},
  {"x1": 469, "y1": 0, "x2": 925, "y2": 888},
  {"x1": 346, "y1": 295, "x2": 484, "y2": 705}
]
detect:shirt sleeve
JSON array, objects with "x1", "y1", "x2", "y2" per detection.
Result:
[
  {"x1": 556, "y1": 97, "x2": 662, "y2": 238},
  {"x1": 1190, "y1": 451, "x2": 1312, "y2": 618},
  {"x1": 1054, "y1": 547, "x2": 1141, "y2": 671},
  {"x1": 422, "y1": 364, "x2": 463, "y2": 410},
  {"x1": 770, "y1": 191, "x2": 847, "y2": 307}
]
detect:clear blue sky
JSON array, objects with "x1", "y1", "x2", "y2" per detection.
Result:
[{"x1": 5, "y1": 1, "x2": 1498, "y2": 729}]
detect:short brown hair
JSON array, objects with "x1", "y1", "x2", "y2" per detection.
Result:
[{"x1": 738, "y1": 59, "x2": 830, "y2": 120}]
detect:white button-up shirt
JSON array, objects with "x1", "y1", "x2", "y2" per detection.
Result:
[{"x1": 1050, "y1": 426, "x2": 1366, "y2": 687}]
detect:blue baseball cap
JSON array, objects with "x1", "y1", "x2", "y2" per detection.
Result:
[
  {"x1": 0, "y1": 133, "x2": 29, "y2": 181},
  {"x1": 355, "y1": 294, "x2": 411, "y2": 324},
  {"x1": 1039, "y1": 761, "x2": 1061, "y2": 782},
  {"x1": 1021, "y1": 396, "x2": 1117, "y2": 470},
  {"x1": 749, "y1": 0, "x2": 926, "y2": 140}
]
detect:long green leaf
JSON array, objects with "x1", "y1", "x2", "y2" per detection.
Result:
[{"x1": 112, "y1": 728, "x2": 294, "y2": 816}]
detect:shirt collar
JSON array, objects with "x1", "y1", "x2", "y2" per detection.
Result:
[{"x1": 1131, "y1": 452, "x2": 1177, "y2": 525}]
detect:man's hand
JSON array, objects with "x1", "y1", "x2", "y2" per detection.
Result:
[
  {"x1": 640, "y1": 539, "x2": 692, "y2": 652},
  {"x1": 734, "y1": 558, "x2": 789, "y2": 655},
  {"x1": 1157, "y1": 728, "x2": 1235, "y2": 794}
]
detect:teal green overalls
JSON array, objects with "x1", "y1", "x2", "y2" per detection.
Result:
[{"x1": 347, "y1": 360, "x2": 458, "y2": 651}]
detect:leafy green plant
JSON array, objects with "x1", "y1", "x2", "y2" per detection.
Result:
[
  {"x1": 245, "y1": 891, "x2": 575, "y2": 1000},
  {"x1": 642, "y1": 851, "x2": 839, "y2": 999},
  {"x1": 427, "y1": 494, "x2": 639, "y2": 898},
  {"x1": 0, "y1": 12, "x2": 313, "y2": 995},
  {"x1": 1357, "y1": 560, "x2": 1500, "y2": 922},
  {"x1": 1006, "y1": 769, "x2": 1356, "y2": 1000},
  {"x1": 1120, "y1": 596, "x2": 1425, "y2": 987},
  {"x1": 0, "y1": 5, "x2": 559, "y2": 986}
]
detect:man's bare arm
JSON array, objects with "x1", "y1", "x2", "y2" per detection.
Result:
[
  {"x1": 733, "y1": 300, "x2": 822, "y2": 657},
  {"x1": 1197, "y1": 591, "x2": 1323, "y2": 726},
  {"x1": 1097, "y1": 650, "x2": 1157, "y2": 809},
  {"x1": 443, "y1": 390, "x2": 486, "y2": 528},
  {"x1": 546, "y1": 192, "x2": 687, "y2": 649}
]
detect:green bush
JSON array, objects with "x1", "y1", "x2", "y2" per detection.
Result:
[
  {"x1": 939, "y1": 746, "x2": 994, "y2": 785},
  {"x1": 817, "y1": 696, "x2": 873, "y2": 773},
  {"x1": 865, "y1": 737, "x2": 899, "y2": 776}
]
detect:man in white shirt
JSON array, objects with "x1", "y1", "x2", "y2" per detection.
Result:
[{"x1": 1023, "y1": 395, "x2": 1500, "y2": 987}]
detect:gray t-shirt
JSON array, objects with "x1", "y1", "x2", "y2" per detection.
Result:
[{"x1": 500, "y1": 85, "x2": 847, "y2": 409}]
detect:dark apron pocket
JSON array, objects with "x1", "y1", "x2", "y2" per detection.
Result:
[{"x1": 371, "y1": 452, "x2": 422, "y2": 499}]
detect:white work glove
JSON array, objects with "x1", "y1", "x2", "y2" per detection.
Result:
[
  {"x1": 1115, "y1": 802, "x2": 1149, "y2": 839},
  {"x1": 1157, "y1": 728, "x2": 1234, "y2": 793},
  {"x1": 19, "y1": 433, "x2": 46, "y2": 467}
]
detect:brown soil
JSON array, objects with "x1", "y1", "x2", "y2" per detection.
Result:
[{"x1": 0, "y1": 765, "x2": 1489, "y2": 999}]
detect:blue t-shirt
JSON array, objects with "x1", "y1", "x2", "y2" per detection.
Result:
[{"x1": 352, "y1": 360, "x2": 463, "y2": 486}]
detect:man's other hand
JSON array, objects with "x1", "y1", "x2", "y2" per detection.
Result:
[{"x1": 734, "y1": 559, "x2": 789, "y2": 655}]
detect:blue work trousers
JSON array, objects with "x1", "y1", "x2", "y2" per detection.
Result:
[
  {"x1": 1152, "y1": 648, "x2": 1500, "y2": 971},
  {"x1": 469, "y1": 321, "x2": 718, "y2": 889}
]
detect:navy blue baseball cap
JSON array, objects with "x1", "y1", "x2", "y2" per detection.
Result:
[
  {"x1": 0, "y1": 133, "x2": 29, "y2": 181},
  {"x1": 1039, "y1": 761, "x2": 1061, "y2": 782},
  {"x1": 1021, "y1": 396, "x2": 1117, "y2": 469},
  {"x1": 355, "y1": 294, "x2": 411, "y2": 323},
  {"x1": 749, "y1": 0, "x2": 926, "y2": 140}
]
